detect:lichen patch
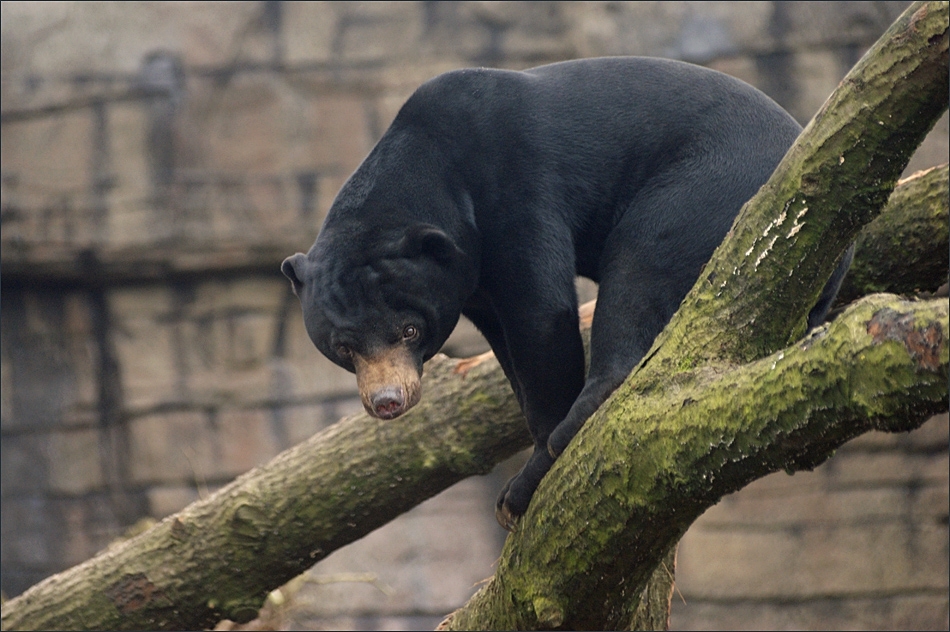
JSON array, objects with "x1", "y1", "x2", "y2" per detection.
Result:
[{"x1": 867, "y1": 307, "x2": 945, "y2": 371}]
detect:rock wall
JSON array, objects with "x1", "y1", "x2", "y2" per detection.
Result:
[{"x1": 1, "y1": 2, "x2": 946, "y2": 629}]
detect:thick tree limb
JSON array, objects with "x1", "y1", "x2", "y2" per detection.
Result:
[
  {"x1": 647, "y1": 0, "x2": 948, "y2": 373},
  {"x1": 443, "y1": 295, "x2": 947, "y2": 630},
  {"x1": 2, "y1": 3, "x2": 947, "y2": 631},
  {"x1": 0, "y1": 342, "x2": 532, "y2": 630},
  {"x1": 837, "y1": 163, "x2": 949, "y2": 303}
]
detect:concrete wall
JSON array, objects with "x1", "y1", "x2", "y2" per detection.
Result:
[{"x1": 2, "y1": 2, "x2": 946, "y2": 629}]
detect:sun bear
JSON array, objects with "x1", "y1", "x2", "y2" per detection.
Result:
[{"x1": 282, "y1": 57, "x2": 851, "y2": 530}]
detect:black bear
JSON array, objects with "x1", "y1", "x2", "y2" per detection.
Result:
[{"x1": 282, "y1": 57, "x2": 851, "y2": 531}]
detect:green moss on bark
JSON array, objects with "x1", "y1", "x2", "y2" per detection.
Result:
[
  {"x1": 446, "y1": 295, "x2": 947, "y2": 630},
  {"x1": 838, "y1": 163, "x2": 949, "y2": 302},
  {"x1": 647, "y1": 1, "x2": 948, "y2": 370}
]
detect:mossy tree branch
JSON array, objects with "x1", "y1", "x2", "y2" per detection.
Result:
[
  {"x1": 837, "y1": 162, "x2": 949, "y2": 303},
  {"x1": 0, "y1": 344, "x2": 534, "y2": 630},
  {"x1": 646, "y1": 0, "x2": 948, "y2": 373},
  {"x1": 444, "y1": 295, "x2": 947, "y2": 630}
]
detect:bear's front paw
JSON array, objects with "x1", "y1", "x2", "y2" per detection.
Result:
[
  {"x1": 495, "y1": 499, "x2": 519, "y2": 532},
  {"x1": 495, "y1": 473, "x2": 535, "y2": 532},
  {"x1": 494, "y1": 447, "x2": 555, "y2": 531}
]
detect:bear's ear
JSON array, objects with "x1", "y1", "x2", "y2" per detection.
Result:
[
  {"x1": 400, "y1": 224, "x2": 462, "y2": 265},
  {"x1": 281, "y1": 253, "x2": 308, "y2": 296},
  {"x1": 401, "y1": 225, "x2": 478, "y2": 296}
]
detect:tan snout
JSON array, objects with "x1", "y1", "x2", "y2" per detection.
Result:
[{"x1": 353, "y1": 346, "x2": 422, "y2": 420}]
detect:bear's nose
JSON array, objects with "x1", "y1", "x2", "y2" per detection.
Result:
[{"x1": 371, "y1": 387, "x2": 406, "y2": 419}]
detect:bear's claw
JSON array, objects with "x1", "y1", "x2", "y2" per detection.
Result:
[{"x1": 495, "y1": 503, "x2": 519, "y2": 532}]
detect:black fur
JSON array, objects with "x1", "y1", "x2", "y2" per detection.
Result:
[{"x1": 283, "y1": 57, "x2": 851, "y2": 530}]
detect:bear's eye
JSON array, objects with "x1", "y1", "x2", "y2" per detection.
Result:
[
  {"x1": 402, "y1": 325, "x2": 419, "y2": 341},
  {"x1": 336, "y1": 344, "x2": 351, "y2": 358}
]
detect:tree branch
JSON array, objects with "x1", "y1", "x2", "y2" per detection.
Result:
[
  {"x1": 0, "y1": 346, "x2": 530, "y2": 630},
  {"x1": 837, "y1": 163, "x2": 949, "y2": 303},
  {"x1": 443, "y1": 2, "x2": 949, "y2": 628},
  {"x1": 646, "y1": 0, "x2": 948, "y2": 372},
  {"x1": 443, "y1": 295, "x2": 948, "y2": 630}
]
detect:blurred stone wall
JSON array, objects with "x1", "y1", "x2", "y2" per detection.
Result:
[{"x1": 1, "y1": 2, "x2": 946, "y2": 630}]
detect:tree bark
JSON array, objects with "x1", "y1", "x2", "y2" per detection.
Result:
[
  {"x1": 836, "y1": 163, "x2": 949, "y2": 303},
  {"x1": 1, "y1": 2, "x2": 947, "y2": 630},
  {"x1": 442, "y1": 295, "x2": 947, "y2": 630},
  {"x1": 645, "y1": 0, "x2": 948, "y2": 373},
  {"x1": 0, "y1": 343, "x2": 532, "y2": 630}
]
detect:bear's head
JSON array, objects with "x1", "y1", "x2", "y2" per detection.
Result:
[{"x1": 282, "y1": 224, "x2": 476, "y2": 420}]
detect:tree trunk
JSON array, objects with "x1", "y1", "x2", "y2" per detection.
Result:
[{"x1": 1, "y1": 2, "x2": 947, "y2": 630}]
